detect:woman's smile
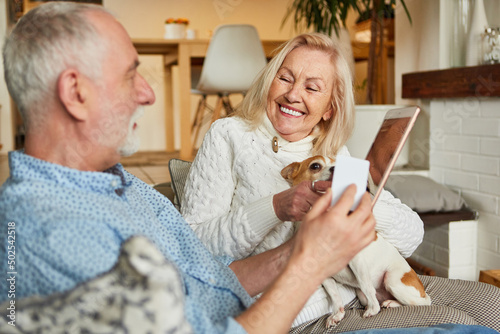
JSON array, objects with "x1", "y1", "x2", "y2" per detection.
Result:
[{"x1": 279, "y1": 104, "x2": 304, "y2": 117}]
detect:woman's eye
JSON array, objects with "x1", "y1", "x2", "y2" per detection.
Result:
[
  {"x1": 307, "y1": 87, "x2": 319, "y2": 92},
  {"x1": 279, "y1": 76, "x2": 291, "y2": 83},
  {"x1": 310, "y1": 163, "x2": 322, "y2": 171}
]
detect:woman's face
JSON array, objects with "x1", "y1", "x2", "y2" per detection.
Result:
[{"x1": 266, "y1": 46, "x2": 335, "y2": 142}]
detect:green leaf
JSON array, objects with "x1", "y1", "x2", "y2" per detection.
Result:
[{"x1": 281, "y1": 0, "x2": 412, "y2": 35}]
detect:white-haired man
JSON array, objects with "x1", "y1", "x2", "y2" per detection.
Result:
[
  {"x1": 0, "y1": 3, "x2": 376, "y2": 333},
  {"x1": 2, "y1": 3, "x2": 499, "y2": 334}
]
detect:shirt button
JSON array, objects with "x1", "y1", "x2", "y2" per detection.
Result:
[
  {"x1": 209, "y1": 278, "x2": 216, "y2": 285},
  {"x1": 111, "y1": 180, "x2": 118, "y2": 187}
]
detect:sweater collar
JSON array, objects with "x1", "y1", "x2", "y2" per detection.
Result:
[{"x1": 257, "y1": 116, "x2": 317, "y2": 153}]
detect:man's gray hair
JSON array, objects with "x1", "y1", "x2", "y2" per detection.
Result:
[{"x1": 3, "y1": 2, "x2": 110, "y2": 129}]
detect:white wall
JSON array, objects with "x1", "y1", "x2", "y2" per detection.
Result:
[
  {"x1": 396, "y1": 0, "x2": 500, "y2": 277},
  {"x1": 104, "y1": 0, "x2": 297, "y2": 151},
  {"x1": 429, "y1": 99, "x2": 500, "y2": 275},
  {"x1": 394, "y1": 0, "x2": 442, "y2": 169},
  {"x1": 105, "y1": 0, "x2": 296, "y2": 40}
]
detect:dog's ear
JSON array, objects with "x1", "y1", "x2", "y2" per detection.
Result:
[{"x1": 281, "y1": 162, "x2": 300, "y2": 182}]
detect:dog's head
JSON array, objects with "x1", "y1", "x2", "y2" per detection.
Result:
[{"x1": 281, "y1": 155, "x2": 335, "y2": 186}]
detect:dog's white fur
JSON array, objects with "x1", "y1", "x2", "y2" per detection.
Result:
[{"x1": 281, "y1": 155, "x2": 431, "y2": 328}]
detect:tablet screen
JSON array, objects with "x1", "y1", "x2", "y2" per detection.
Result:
[{"x1": 365, "y1": 106, "x2": 420, "y2": 206}]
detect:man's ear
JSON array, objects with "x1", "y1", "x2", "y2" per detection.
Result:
[{"x1": 57, "y1": 68, "x2": 90, "y2": 121}]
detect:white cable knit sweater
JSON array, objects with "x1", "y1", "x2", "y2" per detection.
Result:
[{"x1": 182, "y1": 116, "x2": 424, "y2": 327}]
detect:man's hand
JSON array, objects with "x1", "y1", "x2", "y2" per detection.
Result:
[
  {"x1": 291, "y1": 185, "x2": 376, "y2": 281},
  {"x1": 235, "y1": 185, "x2": 376, "y2": 334}
]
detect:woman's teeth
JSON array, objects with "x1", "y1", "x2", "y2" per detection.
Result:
[{"x1": 280, "y1": 106, "x2": 303, "y2": 117}]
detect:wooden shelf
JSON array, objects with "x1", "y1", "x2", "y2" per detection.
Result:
[
  {"x1": 417, "y1": 208, "x2": 478, "y2": 226},
  {"x1": 402, "y1": 64, "x2": 500, "y2": 99}
]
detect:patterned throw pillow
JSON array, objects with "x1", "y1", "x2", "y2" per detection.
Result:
[{"x1": 0, "y1": 236, "x2": 193, "y2": 334}]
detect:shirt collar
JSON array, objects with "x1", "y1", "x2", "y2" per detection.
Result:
[{"x1": 8, "y1": 150, "x2": 130, "y2": 195}]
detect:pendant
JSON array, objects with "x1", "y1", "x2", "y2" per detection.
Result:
[{"x1": 272, "y1": 136, "x2": 279, "y2": 153}]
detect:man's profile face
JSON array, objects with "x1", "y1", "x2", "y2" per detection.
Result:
[{"x1": 85, "y1": 11, "x2": 155, "y2": 159}]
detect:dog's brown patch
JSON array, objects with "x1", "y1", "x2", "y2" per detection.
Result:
[
  {"x1": 401, "y1": 269, "x2": 426, "y2": 298},
  {"x1": 281, "y1": 155, "x2": 327, "y2": 186}
]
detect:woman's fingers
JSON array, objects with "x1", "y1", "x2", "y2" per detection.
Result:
[
  {"x1": 309, "y1": 180, "x2": 332, "y2": 193},
  {"x1": 275, "y1": 181, "x2": 355, "y2": 222},
  {"x1": 274, "y1": 181, "x2": 325, "y2": 221},
  {"x1": 306, "y1": 188, "x2": 332, "y2": 219},
  {"x1": 307, "y1": 184, "x2": 358, "y2": 221}
]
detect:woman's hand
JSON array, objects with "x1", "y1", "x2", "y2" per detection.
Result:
[{"x1": 273, "y1": 180, "x2": 331, "y2": 222}]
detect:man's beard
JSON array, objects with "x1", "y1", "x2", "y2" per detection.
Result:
[{"x1": 118, "y1": 107, "x2": 144, "y2": 157}]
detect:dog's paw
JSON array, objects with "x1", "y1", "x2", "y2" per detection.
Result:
[
  {"x1": 362, "y1": 304, "x2": 381, "y2": 318},
  {"x1": 326, "y1": 308, "x2": 345, "y2": 328},
  {"x1": 381, "y1": 299, "x2": 403, "y2": 308}
]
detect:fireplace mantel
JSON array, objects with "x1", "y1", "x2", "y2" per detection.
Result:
[{"x1": 402, "y1": 64, "x2": 500, "y2": 99}]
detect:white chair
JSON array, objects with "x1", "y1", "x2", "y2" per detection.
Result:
[{"x1": 191, "y1": 24, "x2": 267, "y2": 147}]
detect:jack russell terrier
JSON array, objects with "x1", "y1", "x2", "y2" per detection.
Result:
[{"x1": 281, "y1": 155, "x2": 431, "y2": 328}]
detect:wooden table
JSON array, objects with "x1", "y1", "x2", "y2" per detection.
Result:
[{"x1": 132, "y1": 38, "x2": 285, "y2": 160}]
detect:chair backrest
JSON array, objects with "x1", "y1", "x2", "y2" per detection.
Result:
[
  {"x1": 197, "y1": 24, "x2": 267, "y2": 94},
  {"x1": 168, "y1": 158, "x2": 193, "y2": 210}
]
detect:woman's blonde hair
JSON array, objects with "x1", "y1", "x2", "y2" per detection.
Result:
[{"x1": 233, "y1": 33, "x2": 355, "y2": 157}]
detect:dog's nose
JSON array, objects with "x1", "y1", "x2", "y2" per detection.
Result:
[{"x1": 330, "y1": 166, "x2": 335, "y2": 173}]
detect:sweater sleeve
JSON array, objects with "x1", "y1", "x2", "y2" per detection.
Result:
[
  {"x1": 372, "y1": 188, "x2": 424, "y2": 258},
  {"x1": 181, "y1": 120, "x2": 281, "y2": 260}
]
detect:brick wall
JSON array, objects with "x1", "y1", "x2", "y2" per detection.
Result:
[
  {"x1": 412, "y1": 220, "x2": 477, "y2": 280},
  {"x1": 425, "y1": 99, "x2": 500, "y2": 278}
]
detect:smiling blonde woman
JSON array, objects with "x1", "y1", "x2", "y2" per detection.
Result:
[{"x1": 182, "y1": 33, "x2": 500, "y2": 332}]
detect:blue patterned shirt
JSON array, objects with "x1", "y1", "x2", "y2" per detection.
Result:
[{"x1": 0, "y1": 151, "x2": 252, "y2": 333}]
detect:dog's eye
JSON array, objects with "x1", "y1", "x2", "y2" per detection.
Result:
[{"x1": 309, "y1": 163, "x2": 322, "y2": 171}]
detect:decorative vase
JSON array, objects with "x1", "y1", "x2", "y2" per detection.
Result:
[
  {"x1": 465, "y1": 0, "x2": 489, "y2": 66},
  {"x1": 164, "y1": 23, "x2": 186, "y2": 39},
  {"x1": 482, "y1": 27, "x2": 500, "y2": 64},
  {"x1": 450, "y1": 0, "x2": 471, "y2": 67}
]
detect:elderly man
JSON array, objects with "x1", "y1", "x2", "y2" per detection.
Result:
[
  {"x1": 3, "y1": 3, "x2": 500, "y2": 334},
  {"x1": 0, "y1": 3, "x2": 376, "y2": 333}
]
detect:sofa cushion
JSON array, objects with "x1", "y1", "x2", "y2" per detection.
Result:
[
  {"x1": 0, "y1": 236, "x2": 193, "y2": 334},
  {"x1": 385, "y1": 175, "x2": 467, "y2": 213}
]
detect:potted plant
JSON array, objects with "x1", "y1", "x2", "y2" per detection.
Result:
[{"x1": 282, "y1": 0, "x2": 411, "y2": 104}]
